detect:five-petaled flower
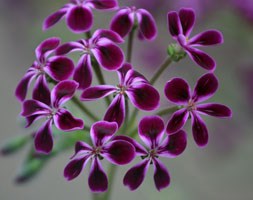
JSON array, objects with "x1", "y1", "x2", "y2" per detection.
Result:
[
  {"x1": 56, "y1": 29, "x2": 124, "y2": 89},
  {"x1": 167, "y1": 8, "x2": 223, "y2": 70},
  {"x1": 110, "y1": 6, "x2": 157, "y2": 40},
  {"x1": 21, "y1": 80, "x2": 84, "y2": 154},
  {"x1": 64, "y1": 121, "x2": 135, "y2": 192},
  {"x1": 120, "y1": 116, "x2": 187, "y2": 191},
  {"x1": 15, "y1": 37, "x2": 74, "y2": 103},
  {"x1": 165, "y1": 73, "x2": 232, "y2": 147},
  {"x1": 80, "y1": 63, "x2": 160, "y2": 127},
  {"x1": 43, "y1": 0, "x2": 118, "y2": 33}
]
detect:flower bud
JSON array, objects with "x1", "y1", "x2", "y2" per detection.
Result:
[{"x1": 167, "y1": 43, "x2": 186, "y2": 62}]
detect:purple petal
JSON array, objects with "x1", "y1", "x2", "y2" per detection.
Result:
[
  {"x1": 158, "y1": 130, "x2": 187, "y2": 158},
  {"x1": 166, "y1": 109, "x2": 189, "y2": 134},
  {"x1": 32, "y1": 75, "x2": 51, "y2": 105},
  {"x1": 110, "y1": 9, "x2": 133, "y2": 38},
  {"x1": 74, "y1": 141, "x2": 92, "y2": 155},
  {"x1": 104, "y1": 94, "x2": 125, "y2": 127},
  {"x1": 90, "y1": 121, "x2": 118, "y2": 147},
  {"x1": 66, "y1": 5, "x2": 93, "y2": 33},
  {"x1": 45, "y1": 56, "x2": 74, "y2": 81},
  {"x1": 25, "y1": 115, "x2": 45, "y2": 128},
  {"x1": 43, "y1": 9, "x2": 67, "y2": 31},
  {"x1": 138, "y1": 116, "x2": 165, "y2": 149},
  {"x1": 138, "y1": 9, "x2": 157, "y2": 40},
  {"x1": 197, "y1": 103, "x2": 232, "y2": 118},
  {"x1": 167, "y1": 11, "x2": 182, "y2": 37},
  {"x1": 88, "y1": 158, "x2": 108, "y2": 193},
  {"x1": 126, "y1": 84, "x2": 160, "y2": 111},
  {"x1": 124, "y1": 69, "x2": 148, "y2": 86},
  {"x1": 92, "y1": 29, "x2": 124, "y2": 43},
  {"x1": 56, "y1": 41, "x2": 84, "y2": 55},
  {"x1": 51, "y1": 80, "x2": 78, "y2": 108},
  {"x1": 92, "y1": 42, "x2": 124, "y2": 70},
  {"x1": 87, "y1": 0, "x2": 118, "y2": 10},
  {"x1": 192, "y1": 73, "x2": 218, "y2": 102},
  {"x1": 191, "y1": 113, "x2": 209, "y2": 147},
  {"x1": 189, "y1": 30, "x2": 224, "y2": 46},
  {"x1": 81, "y1": 85, "x2": 116, "y2": 101},
  {"x1": 153, "y1": 158, "x2": 170, "y2": 191},
  {"x1": 123, "y1": 159, "x2": 150, "y2": 191},
  {"x1": 179, "y1": 8, "x2": 195, "y2": 37},
  {"x1": 164, "y1": 78, "x2": 191, "y2": 104},
  {"x1": 117, "y1": 63, "x2": 132, "y2": 84},
  {"x1": 21, "y1": 100, "x2": 51, "y2": 117},
  {"x1": 54, "y1": 109, "x2": 84, "y2": 131},
  {"x1": 103, "y1": 140, "x2": 135, "y2": 165},
  {"x1": 34, "y1": 120, "x2": 53, "y2": 154}
]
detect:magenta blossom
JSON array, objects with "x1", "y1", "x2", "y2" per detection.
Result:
[
  {"x1": 81, "y1": 63, "x2": 160, "y2": 127},
  {"x1": 119, "y1": 116, "x2": 187, "y2": 191},
  {"x1": 64, "y1": 121, "x2": 135, "y2": 193},
  {"x1": 56, "y1": 29, "x2": 124, "y2": 89},
  {"x1": 43, "y1": 0, "x2": 118, "y2": 33},
  {"x1": 21, "y1": 80, "x2": 84, "y2": 154},
  {"x1": 165, "y1": 73, "x2": 232, "y2": 147},
  {"x1": 110, "y1": 6, "x2": 157, "y2": 40},
  {"x1": 167, "y1": 8, "x2": 223, "y2": 70},
  {"x1": 15, "y1": 37, "x2": 74, "y2": 103}
]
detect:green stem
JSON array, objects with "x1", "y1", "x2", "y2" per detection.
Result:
[
  {"x1": 156, "y1": 106, "x2": 182, "y2": 116},
  {"x1": 127, "y1": 28, "x2": 136, "y2": 63},
  {"x1": 126, "y1": 108, "x2": 138, "y2": 134},
  {"x1": 85, "y1": 31, "x2": 92, "y2": 39},
  {"x1": 102, "y1": 165, "x2": 117, "y2": 200},
  {"x1": 121, "y1": 97, "x2": 129, "y2": 133}
]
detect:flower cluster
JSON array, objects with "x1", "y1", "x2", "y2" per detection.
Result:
[{"x1": 10, "y1": 0, "x2": 232, "y2": 196}]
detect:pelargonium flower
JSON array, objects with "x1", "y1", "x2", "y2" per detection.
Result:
[
  {"x1": 110, "y1": 6, "x2": 157, "y2": 40},
  {"x1": 21, "y1": 80, "x2": 84, "y2": 154},
  {"x1": 81, "y1": 63, "x2": 160, "y2": 127},
  {"x1": 64, "y1": 121, "x2": 135, "y2": 192},
  {"x1": 165, "y1": 73, "x2": 232, "y2": 147},
  {"x1": 15, "y1": 37, "x2": 74, "y2": 103},
  {"x1": 56, "y1": 29, "x2": 124, "y2": 89},
  {"x1": 43, "y1": 0, "x2": 118, "y2": 33},
  {"x1": 167, "y1": 8, "x2": 223, "y2": 70},
  {"x1": 119, "y1": 116, "x2": 187, "y2": 191}
]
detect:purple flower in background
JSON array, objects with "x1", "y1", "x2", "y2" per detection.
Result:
[
  {"x1": 43, "y1": 0, "x2": 118, "y2": 33},
  {"x1": 21, "y1": 80, "x2": 84, "y2": 154},
  {"x1": 56, "y1": 29, "x2": 124, "y2": 89},
  {"x1": 110, "y1": 6, "x2": 157, "y2": 40},
  {"x1": 121, "y1": 116, "x2": 187, "y2": 191},
  {"x1": 64, "y1": 121, "x2": 135, "y2": 192},
  {"x1": 15, "y1": 37, "x2": 74, "y2": 103},
  {"x1": 81, "y1": 63, "x2": 160, "y2": 127},
  {"x1": 233, "y1": 0, "x2": 253, "y2": 24},
  {"x1": 167, "y1": 8, "x2": 223, "y2": 70},
  {"x1": 165, "y1": 73, "x2": 232, "y2": 147}
]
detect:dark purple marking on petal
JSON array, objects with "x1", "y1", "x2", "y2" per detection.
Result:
[
  {"x1": 189, "y1": 30, "x2": 224, "y2": 46},
  {"x1": 21, "y1": 100, "x2": 51, "y2": 117},
  {"x1": 56, "y1": 41, "x2": 83, "y2": 55},
  {"x1": 197, "y1": 103, "x2": 232, "y2": 118},
  {"x1": 92, "y1": 29, "x2": 124, "y2": 43},
  {"x1": 179, "y1": 8, "x2": 195, "y2": 37},
  {"x1": 117, "y1": 63, "x2": 132, "y2": 84},
  {"x1": 166, "y1": 109, "x2": 189, "y2": 134},
  {"x1": 25, "y1": 115, "x2": 45, "y2": 128},
  {"x1": 43, "y1": 9, "x2": 67, "y2": 31},
  {"x1": 167, "y1": 11, "x2": 181, "y2": 37},
  {"x1": 87, "y1": 0, "x2": 118, "y2": 9},
  {"x1": 138, "y1": 9, "x2": 157, "y2": 40},
  {"x1": 74, "y1": 141, "x2": 92, "y2": 155},
  {"x1": 153, "y1": 158, "x2": 170, "y2": 191},
  {"x1": 192, "y1": 73, "x2": 218, "y2": 102},
  {"x1": 32, "y1": 75, "x2": 51, "y2": 106},
  {"x1": 124, "y1": 69, "x2": 148, "y2": 86},
  {"x1": 81, "y1": 85, "x2": 116, "y2": 101}
]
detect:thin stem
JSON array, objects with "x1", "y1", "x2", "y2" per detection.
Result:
[
  {"x1": 127, "y1": 28, "x2": 136, "y2": 63},
  {"x1": 121, "y1": 97, "x2": 129, "y2": 133},
  {"x1": 126, "y1": 108, "x2": 138, "y2": 134},
  {"x1": 102, "y1": 165, "x2": 117, "y2": 200},
  {"x1": 156, "y1": 106, "x2": 182, "y2": 116}
]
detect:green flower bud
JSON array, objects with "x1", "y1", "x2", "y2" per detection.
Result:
[{"x1": 167, "y1": 43, "x2": 187, "y2": 62}]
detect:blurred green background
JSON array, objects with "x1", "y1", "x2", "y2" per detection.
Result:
[{"x1": 0, "y1": 0, "x2": 252, "y2": 200}]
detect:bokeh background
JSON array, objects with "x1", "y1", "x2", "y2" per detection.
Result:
[{"x1": 0, "y1": 0, "x2": 253, "y2": 200}]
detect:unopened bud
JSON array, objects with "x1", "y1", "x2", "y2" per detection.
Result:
[{"x1": 167, "y1": 43, "x2": 186, "y2": 62}]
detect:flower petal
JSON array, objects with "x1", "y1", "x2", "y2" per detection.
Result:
[
  {"x1": 25, "y1": 115, "x2": 45, "y2": 128},
  {"x1": 123, "y1": 159, "x2": 150, "y2": 191},
  {"x1": 32, "y1": 75, "x2": 51, "y2": 106},
  {"x1": 153, "y1": 158, "x2": 170, "y2": 191},
  {"x1": 56, "y1": 41, "x2": 84, "y2": 55},
  {"x1": 197, "y1": 103, "x2": 232, "y2": 118},
  {"x1": 117, "y1": 63, "x2": 132, "y2": 84},
  {"x1": 179, "y1": 8, "x2": 195, "y2": 37},
  {"x1": 90, "y1": 121, "x2": 118, "y2": 147},
  {"x1": 81, "y1": 85, "x2": 116, "y2": 101},
  {"x1": 66, "y1": 5, "x2": 93, "y2": 33},
  {"x1": 189, "y1": 30, "x2": 224, "y2": 46},
  {"x1": 166, "y1": 109, "x2": 189, "y2": 134},
  {"x1": 21, "y1": 100, "x2": 51, "y2": 117},
  {"x1": 54, "y1": 108, "x2": 84, "y2": 131},
  {"x1": 92, "y1": 29, "x2": 124, "y2": 43},
  {"x1": 43, "y1": 8, "x2": 67, "y2": 31},
  {"x1": 45, "y1": 56, "x2": 74, "y2": 81},
  {"x1": 167, "y1": 11, "x2": 181, "y2": 37},
  {"x1": 164, "y1": 78, "x2": 191, "y2": 104},
  {"x1": 104, "y1": 94, "x2": 125, "y2": 127},
  {"x1": 138, "y1": 116, "x2": 165, "y2": 149},
  {"x1": 87, "y1": 0, "x2": 118, "y2": 9},
  {"x1": 51, "y1": 80, "x2": 78, "y2": 108},
  {"x1": 192, "y1": 73, "x2": 218, "y2": 102},
  {"x1": 74, "y1": 141, "x2": 92, "y2": 155},
  {"x1": 34, "y1": 120, "x2": 53, "y2": 154},
  {"x1": 138, "y1": 9, "x2": 157, "y2": 40},
  {"x1": 126, "y1": 84, "x2": 160, "y2": 111},
  {"x1": 88, "y1": 158, "x2": 108, "y2": 193}
]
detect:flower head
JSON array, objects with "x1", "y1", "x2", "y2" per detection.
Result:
[
  {"x1": 165, "y1": 73, "x2": 232, "y2": 147},
  {"x1": 64, "y1": 121, "x2": 135, "y2": 192},
  {"x1": 167, "y1": 8, "x2": 223, "y2": 70}
]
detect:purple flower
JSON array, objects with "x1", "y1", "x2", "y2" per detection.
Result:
[
  {"x1": 15, "y1": 37, "x2": 74, "y2": 103},
  {"x1": 110, "y1": 6, "x2": 157, "y2": 40},
  {"x1": 81, "y1": 63, "x2": 160, "y2": 127},
  {"x1": 233, "y1": 0, "x2": 253, "y2": 25},
  {"x1": 120, "y1": 116, "x2": 187, "y2": 191},
  {"x1": 64, "y1": 121, "x2": 135, "y2": 193},
  {"x1": 165, "y1": 73, "x2": 232, "y2": 147},
  {"x1": 56, "y1": 29, "x2": 124, "y2": 89},
  {"x1": 43, "y1": 0, "x2": 118, "y2": 33},
  {"x1": 21, "y1": 80, "x2": 84, "y2": 154},
  {"x1": 167, "y1": 8, "x2": 223, "y2": 70}
]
